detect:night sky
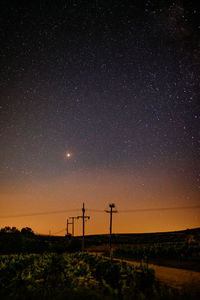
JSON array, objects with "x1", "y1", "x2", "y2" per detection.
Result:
[{"x1": 0, "y1": 1, "x2": 199, "y2": 235}]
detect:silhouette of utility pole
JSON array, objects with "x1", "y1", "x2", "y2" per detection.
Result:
[
  {"x1": 105, "y1": 203, "x2": 117, "y2": 250},
  {"x1": 77, "y1": 203, "x2": 90, "y2": 251},
  {"x1": 69, "y1": 216, "x2": 79, "y2": 236},
  {"x1": 66, "y1": 219, "x2": 72, "y2": 235}
]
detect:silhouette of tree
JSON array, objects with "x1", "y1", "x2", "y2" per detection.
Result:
[
  {"x1": 0, "y1": 226, "x2": 11, "y2": 233},
  {"x1": 0, "y1": 226, "x2": 20, "y2": 234},
  {"x1": 21, "y1": 227, "x2": 34, "y2": 235}
]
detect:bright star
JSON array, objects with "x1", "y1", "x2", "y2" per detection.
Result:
[{"x1": 65, "y1": 152, "x2": 72, "y2": 159}]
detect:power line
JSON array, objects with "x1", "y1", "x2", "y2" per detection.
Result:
[
  {"x1": 0, "y1": 209, "x2": 80, "y2": 219},
  {"x1": 87, "y1": 205, "x2": 200, "y2": 213},
  {"x1": 119, "y1": 205, "x2": 200, "y2": 213},
  {"x1": 87, "y1": 209, "x2": 105, "y2": 213},
  {"x1": 53, "y1": 228, "x2": 66, "y2": 235},
  {"x1": 69, "y1": 216, "x2": 79, "y2": 236},
  {"x1": 0, "y1": 205, "x2": 199, "y2": 219},
  {"x1": 66, "y1": 219, "x2": 73, "y2": 235},
  {"x1": 89, "y1": 205, "x2": 200, "y2": 213}
]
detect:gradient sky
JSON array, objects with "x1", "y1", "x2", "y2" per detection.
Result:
[{"x1": 0, "y1": 1, "x2": 199, "y2": 235}]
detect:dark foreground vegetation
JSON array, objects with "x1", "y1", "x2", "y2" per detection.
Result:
[
  {"x1": 0, "y1": 227, "x2": 81, "y2": 254},
  {"x1": 85, "y1": 228, "x2": 200, "y2": 247},
  {"x1": 113, "y1": 242, "x2": 200, "y2": 272},
  {"x1": 1, "y1": 226, "x2": 200, "y2": 256},
  {"x1": 0, "y1": 252, "x2": 199, "y2": 300},
  {"x1": 86, "y1": 228, "x2": 200, "y2": 272},
  {"x1": 0, "y1": 227, "x2": 200, "y2": 299}
]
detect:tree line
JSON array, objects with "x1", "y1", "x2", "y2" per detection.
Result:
[{"x1": 0, "y1": 226, "x2": 34, "y2": 235}]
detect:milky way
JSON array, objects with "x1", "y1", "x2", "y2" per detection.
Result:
[{"x1": 0, "y1": 1, "x2": 199, "y2": 234}]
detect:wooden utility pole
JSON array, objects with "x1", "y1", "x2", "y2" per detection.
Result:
[
  {"x1": 66, "y1": 219, "x2": 72, "y2": 235},
  {"x1": 69, "y1": 216, "x2": 78, "y2": 236},
  {"x1": 77, "y1": 203, "x2": 90, "y2": 251},
  {"x1": 105, "y1": 203, "x2": 117, "y2": 250}
]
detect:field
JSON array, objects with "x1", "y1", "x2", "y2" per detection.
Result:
[
  {"x1": 85, "y1": 228, "x2": 200, "y2": 271},
  {"x1": 0, "y1": 252, "x2": 155, "y2": 299},
  {"x1": 112, "y1": 241, "x2": 200, "y2": 272},
  {"x1": 1, "y1": 251, "x2": 200, "y2": 300},
  {"x1": 0, "y1": 228, "x2": 200, "y2": 299}
]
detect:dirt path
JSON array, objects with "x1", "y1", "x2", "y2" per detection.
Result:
[
  {"x1": 118, "y1": 259, "x2": 200, "y2": 289},
  {"x1": 89, "y1": 252, "x2": 200, "y2": 289}
]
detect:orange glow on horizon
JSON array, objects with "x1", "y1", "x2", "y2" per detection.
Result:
[{"x1": 0, "y1": 169, "x2": 199, "y2": 236}]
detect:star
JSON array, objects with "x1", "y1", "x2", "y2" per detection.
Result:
[{"x1": 65, "y1": 152, "x2": 72, "y2": 159}]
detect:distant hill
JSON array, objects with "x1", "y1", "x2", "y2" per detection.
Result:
[
  {"x1": 83, "y1": 227, "x2": 200, "y2": 247},
  {"x1": 0, "y1": 227, "x2": 199, "y2": 254},
  {"x1": 0, "y1": 230, "x2": 81, "y2": 254}
]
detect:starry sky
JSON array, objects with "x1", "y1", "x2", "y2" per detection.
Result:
[{"x1": 0, "y1": 1, "x2": 199, "y2": 235}]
